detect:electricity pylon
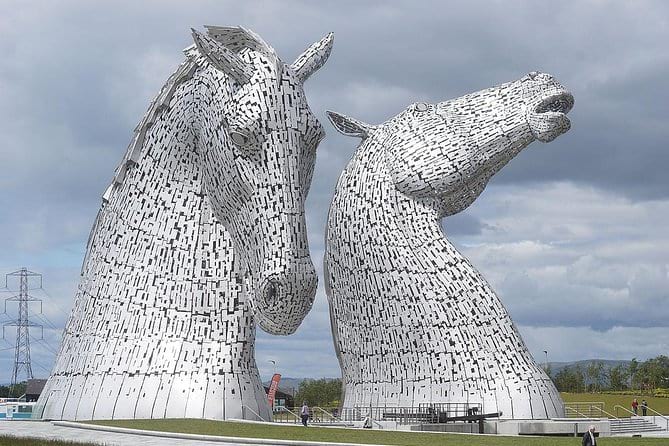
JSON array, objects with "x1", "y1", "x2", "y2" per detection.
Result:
[{"x1": 3, "y1": 268, "x2": 43, "y2": 388}]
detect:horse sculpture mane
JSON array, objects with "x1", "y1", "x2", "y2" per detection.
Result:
[
  {"x1": 325, "y1": 72, "x2": 573, "y2": 419},
  {"x1": 36, "y1": 26, "x2": 333, "y2": 421}
]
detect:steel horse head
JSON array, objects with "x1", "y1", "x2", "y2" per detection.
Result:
[{"x1": 191, "y1": 27, "x2": 333, "y2": 334}]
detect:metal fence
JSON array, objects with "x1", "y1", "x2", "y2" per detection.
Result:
[
  {"x1": 564, "y1": 402, "x2": 605, "y2": 418},
  {"x1": 339, "y1": 402, "x2": 483, "y2": 425},
  {"x1": 271, "y1": 402, "x2": 486, "y2": 425}
]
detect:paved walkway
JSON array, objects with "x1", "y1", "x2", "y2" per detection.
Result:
[
  {"x1": 5, "y1": 418, "x2": 667, "y2": 445},
  {"x1": 0, "y1": 420, "x2": 385, "y2": 446},
  {"x1": 0, "y1": 420, "x2": 263, "y2": 445}
]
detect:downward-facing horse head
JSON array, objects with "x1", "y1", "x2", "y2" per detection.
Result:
[
  {"x1": 191, "y1": 27, "x2": 331, "y2": 334},
  {"x1": 36, "y1": 26, "x2": 333, "y2": 422},
  {"x1": 325, "y1": 72, "x2": 573, "y2": 419}
]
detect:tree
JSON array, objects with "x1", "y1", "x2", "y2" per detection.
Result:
[
  {"x1": 294, "y1": 378, "x2": 342, "y2": 408},
  {"x1": 608, "y1": 364, "x2": 629, "y2": 391},
  {"x1": 553, "y1": 366, "x2": 586, "y2": 393},
  {"x1": 573, "y1": 365, "x2": 586, "y2": 393},
  {"x1": 0, "y1": 381, "x2": 27, "y2": 398},
  {"x1": 636, "y1": 355, "x2": 669, "y2": 392},
  {"x1": 554, "y1": 368, "x2": 575, "y2": 392},
  {"x1": 586, "y1": 361, "x2": 604, "y2": 392},
  {"x1": 629, "y1": 358, "x2": 639, "y2": 390}
]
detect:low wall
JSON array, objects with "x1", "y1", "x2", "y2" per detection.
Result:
[
  {"x1": 410, "y1": 423, "x2": 480, "y2": 434},
  {"x1": 493, "y1": 418, "x2": 610, "y2": 436},
  {"x1": 409, "y1": 418, "x2": 611, "y2": 436}
]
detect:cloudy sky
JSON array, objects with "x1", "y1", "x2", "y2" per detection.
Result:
[{"x1": 1, "y1": 0, "x2": 667, "y2": 383}]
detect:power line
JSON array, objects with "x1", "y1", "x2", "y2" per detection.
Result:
[
  {"x1": 33, "y1": 287, "x2": 71, "y2": 318},
  {"x1": 30, "y1": 337, "x2": 60, "y2": 356},
  {"x1": 29, "y1": 311, "x2": 59, "y2": 330},
  {"x1": 30, "y1": 359, "x2": 53, "y2": 375}
]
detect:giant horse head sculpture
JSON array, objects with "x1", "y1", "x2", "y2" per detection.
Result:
[
  {"x1": 328, "y1": 71, "x2": 573, "y2": 217},
  {"x1": 191, "y1": 27, "x2": 332, "y2": 334},
  {"x1": 324, "y1": 72, "x2": 573, "y2": 417}
]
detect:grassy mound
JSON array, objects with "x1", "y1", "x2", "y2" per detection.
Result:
[
  {"x1": 561, "y1": 392, "x2": 669, "y2": 416},
  {"x1": 0, "y1": 438, "x2": 97, "y2": 446},
  {"x1": 87, "y1": 419, "x2": 668, "y2": 445}
]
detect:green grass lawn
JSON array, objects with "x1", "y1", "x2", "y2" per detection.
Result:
[
  {"x1": 561, "y1": 393, "x2": 669, "y2": 417},
  {"x1": 87, "y1": 419, "x2": 668, "y2": 445},
  {"x1": 0, "y1": 438, "x2": 97, "y2": 446}
]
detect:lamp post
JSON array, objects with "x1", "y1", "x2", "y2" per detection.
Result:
[
  {"x1": 268, "y1": 360, "x2": 278, "y2": 411},
  {"x1": 543, "y1": 350, "x2": 549, "y2": 372}
]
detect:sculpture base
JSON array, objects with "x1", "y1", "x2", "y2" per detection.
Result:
[{"x1": 34, "y1": 372, "x2": 271, "y2": 422}]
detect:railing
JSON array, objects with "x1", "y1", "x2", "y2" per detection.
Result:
[
  {"x1": 241, "y1": 405, "x2": 270, "y2": 422},
  {"x1": 271, "y1": 403, "x2": 489, "y2": 426},
  {"x1": 271, "y1": 406, "x2": 347, "y2": 424},
  {"x1": 565, "y1": 405, "x2": 595, "y2": 419},
  {"x1": 564, "y1": 402, "x2": 605, "y2": 418},
  {"x1": 311, "y1": 406, "x2": 342, "y2": 423},
  {"x1": 339, "y1": 406, "x2": 428, "y2": 425},
  {"x1": 337, "y1": 403, "x2": 485, "y2": 425},
  {"x1": 587, "y1": 405, "x2": 618, "y2": 420},
  {"x1": 614, "y1": 404, "x2": 669, "y2": 431},
  {"x1": 272, "y1": 407, "x2": 301, "y2": 423},
  {"x1": 613, "y1": 404, "x2": 637, "y2": 418},
  {"x1": 644, "y1": 406, "x2": 669, "y2": 431},
  {"x1": 418, "y1": 402, "x2": 483, "y2": 420}
]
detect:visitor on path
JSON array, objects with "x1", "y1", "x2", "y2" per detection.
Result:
[
  {"x1": 641, "y1": 399, "x2": 648, "y2": 416},
  {"x1": 582, "y1": 425, "x2": 597, "y2": 446},
  {"x1": 301, "y1": 401, "x2": 309, "y2": 426},
  {"x1": 632, "y1": 398, "x2": 639, "y2": 415}
]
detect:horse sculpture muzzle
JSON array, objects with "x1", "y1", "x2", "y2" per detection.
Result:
[
  {"x1": 524, "y1": 72, "x2": 574, "y2": 142},
  {"x1": 254, "y1": 256, "x2": 318, "y2": 335}
]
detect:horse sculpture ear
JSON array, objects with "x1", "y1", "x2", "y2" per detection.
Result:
[
  {"x1": 291, "y1": 33, "x2": 334, "y2": 83},
  {"x1": 327, "y1": 111, "x2": 374, "y2": 139},
  {"x1": 191, "y1": 28, "x2": 254, "y2": 84}
]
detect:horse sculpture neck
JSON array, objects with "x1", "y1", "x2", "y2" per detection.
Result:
[
  {"x1": 42, "y1": 62, "x2": 270, "y2": 419},
  {"x1": 37, "y1": 26, "x2": 334, "y2": 422},
  {"x1": 326, "y1": 136, "x2": 563, "y2": 418},
  {"x1": 37, "y1": 53, "x2": 266, "y2": 423},
  {"x1": 326, "y1": 71, "x2": 573, "y2": 419}
]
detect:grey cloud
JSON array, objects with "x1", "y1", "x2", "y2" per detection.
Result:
[
  {"x1": 1, "y1": 0, "x2": 668, "y2": 379},
  {"x1": 442, "y1": 212, "x2": 490, "y2": 236},
  {"x1": 520, "y1": 325, "x2": 669, "y2": 363},
  {"x1": 457, "y1": 184, "x2": 669, "y2": 332}
]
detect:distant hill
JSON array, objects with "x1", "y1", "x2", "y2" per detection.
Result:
[
  {"x1": 261, "y1": 362, "x2": 633, "y2": 391},
  {"x1": 544, "y1": 359, "x2": 632, "y2": 388},
  {"x1": 262, "y1": 377, "x2": 340, "y2": 394},
  {"x1": 547, "y1": 359, "x2": 631, "y2": 378}
]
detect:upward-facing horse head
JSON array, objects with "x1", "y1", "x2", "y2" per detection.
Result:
[
  {"x1": 191, "y1": 27, "x2": 332, "y2": 334},
  {"x1": 328, "y1": 71, "x2": 573, "y2": 217},
  {"x1": 325, "y1": 72, "x2": 574, "y2": 419}
]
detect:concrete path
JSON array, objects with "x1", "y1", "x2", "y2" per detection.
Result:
[
  {"x1": 0, "y1": 420, "x2": 265, "y2": 445},
  {"x1": 0, "y1": 420, "x2": 388, "y2": 446}
]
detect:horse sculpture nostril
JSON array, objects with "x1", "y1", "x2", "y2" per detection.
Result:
[{"x1": 265, "y1": 281, "x2": 278, "y2": 306}]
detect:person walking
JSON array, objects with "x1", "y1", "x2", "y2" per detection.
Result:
[
  {"x1": 300, "y1": 401, "x2": 309, "y2": 426},
  {"x1": 582, "y1": 425, "x2": 597, "y2": 446},
  {"x1": 632, "y1": 398, "x2": 639, "y2": 415},
  {"x1": 641, "y1": 399, "x2": 648, "y2": 416}
]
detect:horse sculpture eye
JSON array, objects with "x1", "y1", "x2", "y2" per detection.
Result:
[{"x1": 230, "y1": 130, "x2": 250, "y2": 146}]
